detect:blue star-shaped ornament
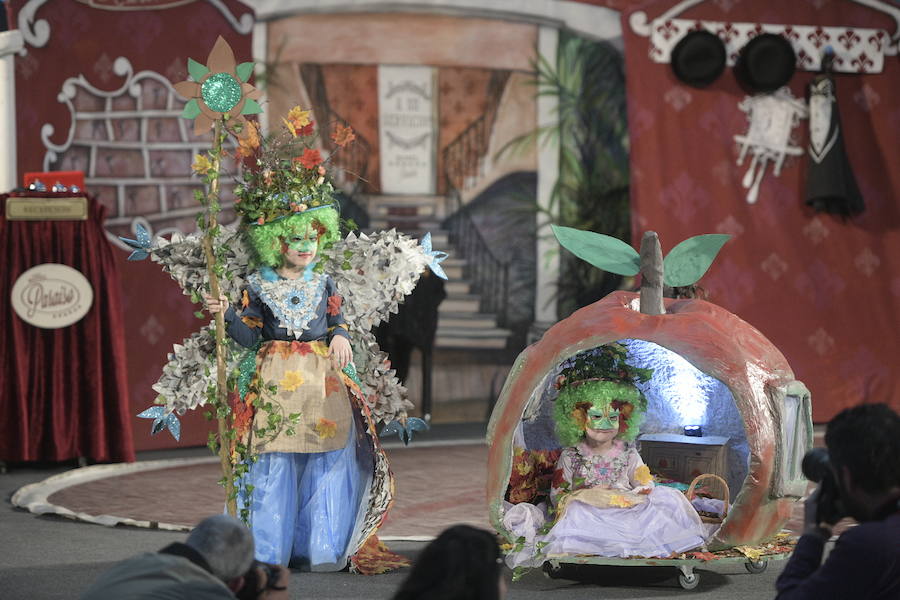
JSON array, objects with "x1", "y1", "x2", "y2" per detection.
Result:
[
  {"x1": 420, "y1": 232, "x2": 448, "y2": 280},
  {"x1": 137, "y1": 406, "x2": 181, "y2": 441},
  {"x1": 119, "y1": 223, "x2": 152, "y2": 261},
  {"x1": 380, "y1": 417, "x2": 429, "y2": 446}
]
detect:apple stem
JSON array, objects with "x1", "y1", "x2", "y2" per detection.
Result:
[{"x1": 639, "y1": 231, "x2": 665, "y2": 315}]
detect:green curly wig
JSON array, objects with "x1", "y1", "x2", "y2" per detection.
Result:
[
  {"x1": 553, "y1": 380, "x2": 648, "y2": 446},
  {"x1": 245, "y1": 206, "x2": 340, "y2": 268},
  {"x1": 551, "y1": 343, "x2": 652, "y2": 446}
]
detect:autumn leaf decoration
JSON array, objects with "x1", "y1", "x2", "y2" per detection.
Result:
[
  {"x1": 315, "y1": 418, "x2": 338, "y2": 439},
  {"x1": 634, "y1": 464, "x2": 654, "y2": 486},
  {"x1": 283, "y1": 106, "x2": 312, "y2": 137},
  {"x1": 174, "y1": 36, "x2": 263, "y2": 135},
  {"x1": 279, "y1": 370, "x2": 305, "y2": 392},
  {"x1": 332, "y1": 123, "x2": 357, "y2": 147},
  {"x1": 326, "y1": 294, "x2": 342, "y2": 316}
]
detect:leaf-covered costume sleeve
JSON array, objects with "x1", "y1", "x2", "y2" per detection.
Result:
[{"x1": 224, "y1": 286, "x2": 264, "y2": 348}]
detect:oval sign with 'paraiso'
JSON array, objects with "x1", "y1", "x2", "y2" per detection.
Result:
[{"x1": 11, "y1": 263, "x2": 94, "y2": 329}]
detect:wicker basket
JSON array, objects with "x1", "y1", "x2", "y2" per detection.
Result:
[{"x1": 686, "y1": 473, "x2": 730, "y2": 523}]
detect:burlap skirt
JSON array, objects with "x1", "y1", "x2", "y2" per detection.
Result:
[{"x1": 249, "y1": 340, "x2": 352, "y2": 454}]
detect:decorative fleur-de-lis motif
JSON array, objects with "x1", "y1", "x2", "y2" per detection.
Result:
[
  {"x1": 782, "y1": 26, "x2": 800, "y2": 43},
  {"x1": 838, "y1": 28, "x2": 860, "y2": 50},
  {"x1": 868, "y1": 31, "x2": 886, "y2": 52},
  {"x1": 807, "y1": 27, "x2": 830, "y2": 48},
  {"x1": 716, "y1": 22, "x2": 738, "y2": 43},
  {"x1": 851, "y1": 52, "x2": 873, "y2": 72},
  {"x1": 807, "y1": 328, "x2": 835, "y2": 357},
  {"x1": 796, "y1": 48, "x2": 814, "y2": 68},
  {"x1": 656, "y1": 19, "x2": 681, "y2": 41}
]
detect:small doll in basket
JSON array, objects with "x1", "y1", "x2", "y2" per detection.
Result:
[{"x1": 504, "y1": 344, "x2": 707, "y2": 565}]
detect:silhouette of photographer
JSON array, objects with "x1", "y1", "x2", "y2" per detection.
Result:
[
  {"x1": 81, "y1": 515, "x2": 289, "y2": 600},
  {"x1": 775, "y1": 403, "x2": 900, "y2": 599}
]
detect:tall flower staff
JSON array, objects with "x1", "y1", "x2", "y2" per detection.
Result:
[{"x1": 171, "y1": 36, "x2": 263, "y2": 516}]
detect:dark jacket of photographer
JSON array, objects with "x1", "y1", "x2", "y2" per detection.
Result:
[
  {"x1": 80, "y1": 543, "x2": 238, "y2": 600},
  {"x1": 775, "y1": 510, "x2": 900, "y2": 599}
]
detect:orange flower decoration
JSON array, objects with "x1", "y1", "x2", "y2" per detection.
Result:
[
  {"x1": 295, "y1": 148, "x2": 323, "y2": 170},
  {"x1": 331, "y1": 123, "x2": 356, "y2": 147},
  {"x1": 326, "y1": 294, "x2": 342, "y2": 316},
  {"x1": 173, "y1": 36, "x2": 263, "y2": 135}
]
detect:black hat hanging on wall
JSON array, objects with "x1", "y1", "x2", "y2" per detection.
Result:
[
  {"x1": 734, "y1": 33, "x2": 797, "y2": 93},
  {"x1": 670, "y1": 30, "x2": 727, "y2": 88}
]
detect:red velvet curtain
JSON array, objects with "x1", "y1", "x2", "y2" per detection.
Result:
[{"x1": 1, "y1": 192, "x2": 135, "y2": 462}]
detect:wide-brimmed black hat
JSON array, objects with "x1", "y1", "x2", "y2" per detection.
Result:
[
  {"x1": 670, "y1": 30, "x2": 727, "y2": 88},
  {"x1": 735, "y1": 33, "x2": 796, "y2": 93}
]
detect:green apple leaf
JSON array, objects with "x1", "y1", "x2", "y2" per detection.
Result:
[
  {"x1": 552, "y1": 225, "x2": 640, "y2": 276},
  {"x1": 663, "y1": 234, "x2": 731, "y2": 287},
  {"x1": 187, "y1": 58, "x2": 209, "y2": 82}
]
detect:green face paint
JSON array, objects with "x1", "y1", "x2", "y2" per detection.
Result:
[
  {"x1": 287, "y1": 233, "x2": 318, "y2": 254},
  {"x1": 587, "y1": 403, "x2": 620, "y2": 431}
]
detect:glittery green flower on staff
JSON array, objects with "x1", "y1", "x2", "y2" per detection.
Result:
[{"x1": 173, "y1": 36, "x2": 263, "y2": 135}]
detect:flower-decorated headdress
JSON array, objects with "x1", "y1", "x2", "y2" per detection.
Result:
[
  {"x1": 553, "y1": 343, "x2": 653, "y2": 445},
  {"x1": 229, "y1": 106, "x2": 357, "y2": 268}
]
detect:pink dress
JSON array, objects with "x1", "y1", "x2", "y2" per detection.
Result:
[{"x1": 503, "y1": 440, "x2": 707, "y2": 566}]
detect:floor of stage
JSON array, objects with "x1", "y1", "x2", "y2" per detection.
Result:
[{"x1": 1, "y1": 423, "x2": 833, "y2": 599}]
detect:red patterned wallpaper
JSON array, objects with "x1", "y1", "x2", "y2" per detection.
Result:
[{"x1": 620, "y1": 0, "x2": 900, "y2": 420}]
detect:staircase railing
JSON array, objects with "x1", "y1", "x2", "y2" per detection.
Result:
[
  {"x1": 444, "y1": 192, "x2": 510, "y2": 328},
  {"x1": 442, "y1": 70, "x2": 510, "y2": 196},
  {"x1": 441, "y1": 71, "x2": 513, "y2": 329},
  {"x1": 299, "y1": 64, "x2": 371, "y2": 198},
  {"x1": 443, "y1": 115, "x2": 487, "y2": 195}
]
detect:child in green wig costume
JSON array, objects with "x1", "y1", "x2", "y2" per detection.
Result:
[
  {"x1": 503, "y1": 343, "x2": 708, "y2": 567},
  {"x1": 202, "y1": 114, "x2": 410, "y2": 572}
]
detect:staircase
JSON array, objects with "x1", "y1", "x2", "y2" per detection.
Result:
[{"x1": 364, "y1": 193, "x2": 512, "y2": 350}]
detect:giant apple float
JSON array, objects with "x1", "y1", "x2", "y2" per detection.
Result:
[{"x1": 487, "y1": 230, "x2": 812, "y2": 554}]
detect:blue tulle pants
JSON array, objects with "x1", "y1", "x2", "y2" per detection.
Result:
[{"x1": 240, "y1": 434, "x2": 364, "y2": 568}]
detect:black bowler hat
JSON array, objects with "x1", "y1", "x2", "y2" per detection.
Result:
[
  {"x1": 735, "y1": 33, "x2": 797, "y2": 93},
  {"x1": 670, "y1": 30, "x2": 727, "y2": 88}
]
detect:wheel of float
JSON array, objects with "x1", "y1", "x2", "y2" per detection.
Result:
[
  {"x1": 745, "y1": 560, "x2": 768, "y2": 574},
  {"x1": 678, "y1": 571, "x2": 700, "y2": 590},
  {"x1": 542, "y1": 562, "x2": 563, "y2": 579}
]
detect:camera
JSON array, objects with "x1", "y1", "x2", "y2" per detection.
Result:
[
  {"x1": 236, "y1": 560, "x2": 281, "y2": 600},
  {"x1": 801, "y1": 447, "x2": 847, "y2": 525}
]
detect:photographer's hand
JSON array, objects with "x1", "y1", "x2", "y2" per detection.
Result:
[
  {"x1": 803, "y1": 485, "x2": 834, "y2": 538},
  {"x1": 254, "y1": 564, "x2": 289, "y2": 600}
]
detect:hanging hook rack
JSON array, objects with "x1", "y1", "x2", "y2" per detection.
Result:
[{"x1": 629, "y1": 0, "x2": 899, "y2": 74}]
